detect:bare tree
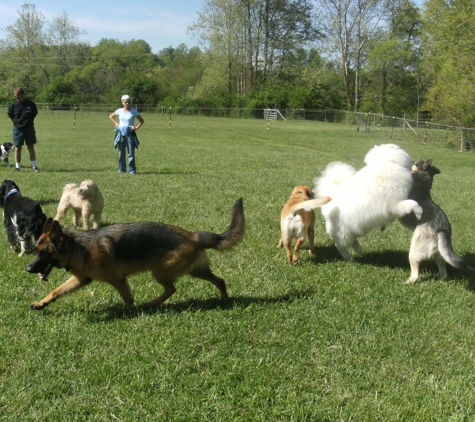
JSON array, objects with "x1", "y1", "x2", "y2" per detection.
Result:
[
  {"x1": 316, "y1": 0, "x2": 390, "y2": 110},
  {"x1": 47, "y1": 12, "x2": 86, "y2": 75}
]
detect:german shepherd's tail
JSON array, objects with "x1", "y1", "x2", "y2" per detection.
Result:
[
  {"x1": 438, "y1": 229, "x2": 474, "y2": 270},
  {"x1": 195, "y1": 198, "x2": 245, "y2": 251}
]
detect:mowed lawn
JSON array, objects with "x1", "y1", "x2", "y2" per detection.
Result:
[{"x1": 0, "y1": 111, "x2": 475, "y2": 420}]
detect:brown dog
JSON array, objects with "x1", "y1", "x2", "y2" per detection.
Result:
[
  {"x1": 278, "y1": 185, "x2": 331, "y2": 264},
  {"x1": 27, "y1": 199, "x2": 245, "y2": 310},
  {"x1": 54, "y1": 179, "x2": 104, "y2": 230}
]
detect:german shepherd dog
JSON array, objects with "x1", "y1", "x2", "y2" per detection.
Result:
[
  {"x1": 26, "y1": 199, "x2": 245, "y2": 310},
  {"x1": 399, "y1": 160, "x2": 472, "y2": 283}
]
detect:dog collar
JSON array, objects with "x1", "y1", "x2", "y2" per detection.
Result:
[{"x1": 4, "y1": 189, "x2": 20, "y2": 200}]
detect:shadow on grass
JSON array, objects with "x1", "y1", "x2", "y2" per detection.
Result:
[
  {"x1": 38, "y1": 199, "x2": 61, "y2": 207},
  {"x1": 85, "y1": 290, "x2": 315, "y2": 323},
  {"x1": 312, "y1": 245, "x2": 475, "y2": 288}
]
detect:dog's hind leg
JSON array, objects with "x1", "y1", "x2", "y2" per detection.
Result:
[
  {"x1": 54, "y1": 202, "x2": 68, "y2": 223},
  {"x1": 308, "y1": 226, "x2": 315, "y2": 256},
  {"x1": 111, "y1": 277, "x2": 134, "y2": 306},
  {"x1": 92, "y1": 212, "x2": 101, "y2": 229},
  {"x1": 189, "y1": 264, "x2": 228, "y2": 299},
  {"x1": 30, "y1": 276, "x2": 93, "y2": 310},
  {"x1": 292, "y1": 237, "x2": 306, "y2": 264},
  {"x1": 73, "y1": 209, "x2": 81, "y2": 227},
  {"x1": 144, "y1": 276, "x2": 177, "y2": 307},
  {"x1": 434, "y1": 252, "x2": 448, "y2": 279},
  {"x1": 282, "y1": 240, "x2": 293, "y2": 264}
]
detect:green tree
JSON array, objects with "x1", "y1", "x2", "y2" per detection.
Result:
[
  {"x1": 47, "y1": 12, "x2": 87, "y2": 76},
  {"x1": 189, "y1": 0, "x2": 318, "y2": 106},
  {"x1": 360, "y1": 0, "x2": 422, "y2": 116},
  {"x1": 0, "y1": 3, "x2": 48, "y2": 96},
  {"x1": 422, "y1": 0, "x2": 475, "y2": 125}
]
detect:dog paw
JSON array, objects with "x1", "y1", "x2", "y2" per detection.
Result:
[
  {"x1": 404, "y1": 278, "x2": 417, "y2": 284},
  {"x1": 29, "y1": 302, "x2": 45, "y2": 310},
  {"x1": 413, "y1": 205, "x2": 423, "y2": 221}
]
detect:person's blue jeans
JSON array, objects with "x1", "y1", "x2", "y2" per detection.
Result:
[{"x1": 117, "y1": 136, "x2": 136, "y2": 174}]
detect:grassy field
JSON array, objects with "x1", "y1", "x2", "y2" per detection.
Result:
[{"x1": 0, "y1": 111, "x2": 475, "y2": 421}]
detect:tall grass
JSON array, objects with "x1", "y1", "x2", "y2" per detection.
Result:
[{"x1": 0, "y1": 112, "x2": 474, "y2": 420}]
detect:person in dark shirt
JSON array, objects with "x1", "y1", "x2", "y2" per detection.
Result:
[{"x1": 7, "y1": 87, "x2": 40, "y2": 172}]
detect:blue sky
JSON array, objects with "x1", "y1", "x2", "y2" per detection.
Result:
[{"x1": 0, "y1": 0, "x2": 204, "y2": 53}]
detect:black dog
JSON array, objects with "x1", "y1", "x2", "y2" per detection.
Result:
[
  {"x1": 0, "y1": 143, "x2": 14, "y2": 166},
  {"x1": 0, "y1": 180, "x2": 47, "y2": 256}
]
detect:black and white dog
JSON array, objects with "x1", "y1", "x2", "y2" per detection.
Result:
[
  {"x1": 0, "y1": 180, "x2": 47, "y2": 256},
  {"x1": 0, "y1": 143, "x2": 14, "y2": 166}
]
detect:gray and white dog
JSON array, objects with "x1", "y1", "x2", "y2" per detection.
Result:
[
  {"x1": 0, "y1": 143, "x2": 14, "y2": 166},
  {"x1": 400, "y1": 159, "x2": 473, "y2": 283}
]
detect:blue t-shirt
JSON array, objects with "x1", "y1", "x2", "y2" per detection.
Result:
[{"x1": 115, "y1": 108, "x2": 139, "y2": 135}]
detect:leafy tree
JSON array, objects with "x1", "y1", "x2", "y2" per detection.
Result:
[
  {"x1": 360, "y1": 0, "x2": 422, "y2": 116},
  {"x1": 157, "y1": 44, "x2": 204, "y2": 104},
  {"x1": 189, "y1": 0, "x2": 318, "y2": 105},
  {"x1": 0, "y1": 3, "x2": 48, "y2": 96},
  {"x1": 421, "y1": 0, "x2": 475, "y2": 125},
  {"x1": 47, "y1": 12, "x2": 87, "y2": 76}
]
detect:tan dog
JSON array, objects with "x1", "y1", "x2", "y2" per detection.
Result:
[
  {"x1": 278, "y1": 185, "x2": 331, "y2": 264},
  {"x1": 55, "y1": 179, "x2": 104, "y2": 230}
]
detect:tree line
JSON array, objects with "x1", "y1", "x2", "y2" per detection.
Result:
[{"x1": 1, "y1": 1, "x2": 474, "y2": 126}]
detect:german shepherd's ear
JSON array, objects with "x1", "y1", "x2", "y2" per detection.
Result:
[
  {"x1": 51, "y1": 220, "x2": 63, "y2": 238},
  {"x1": 43, "y1": 217, "x2": 64, "y2": 239},
  {"x1": 422, "y1": 159, "x2": 433, "y2": 170},
  {"x1": 425, "y1": 159, "x2": 441, "y2": 176},
  {"x1": 43, "y1": 217, "x2": 55, "y2": 233}
]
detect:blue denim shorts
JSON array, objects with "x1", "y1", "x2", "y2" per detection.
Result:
[{"x1": 13, "y1": 126, "x2": 37, "y2": 146}]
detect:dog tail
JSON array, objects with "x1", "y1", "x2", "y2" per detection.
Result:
[
  {"x1": 314, "y1": 161, "x2": 356, "y2": 197},
  {"x1": 195, "y1": 198, "x2": 245, "y2": 251},
  {"x1": 289, "y1": 196, "x2": 332, "y2": 214},
  {"x1": 437, "y1": 229, "x2": 474, "y2": 270}
]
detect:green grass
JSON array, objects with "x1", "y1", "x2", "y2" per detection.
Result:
[{"x1": 1, "y1": 112, "x2": 475, "y2": 420}]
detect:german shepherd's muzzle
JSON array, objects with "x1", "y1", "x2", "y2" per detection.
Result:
[{"x1": 27, "y1": 199, "x2": 245, "y2": 310}]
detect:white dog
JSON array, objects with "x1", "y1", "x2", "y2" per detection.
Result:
[
  {"x1": 55, "y1": 179, "x2": 104, "y2": 230},
  {"x1": 314, "y1": 143, "x2": 423, "y2": 260}
]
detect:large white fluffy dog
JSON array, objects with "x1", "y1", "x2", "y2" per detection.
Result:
[{"x1": 314, "y1": 143, "x2": 423, "y2": 260}]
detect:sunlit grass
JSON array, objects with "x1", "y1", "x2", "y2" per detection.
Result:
[{"x1": 0, "y1": 113, "x2": 474, "y2": 420}]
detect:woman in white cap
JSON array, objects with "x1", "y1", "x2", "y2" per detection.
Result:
[{"x1": 109, "y1": 94, "x2": 144, "y2": 174}]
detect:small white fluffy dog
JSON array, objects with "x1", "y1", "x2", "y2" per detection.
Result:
[
  {"x1": 314, "y1": 143, "x2": 423, "y2": 260},
  {"x1": 55, "y1": 179, "x2": 104, "y2": 230}
]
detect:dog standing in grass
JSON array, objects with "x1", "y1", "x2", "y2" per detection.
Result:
[
  {"x1": 0, "y1": 142, "x2": 14, "y2": 166},
  {"x1": 0, "y1": 179, "x2": 46, "y2": 256},
  {"x1": 27, "y1": 198, "x2": 245, "y2": 310},
  {"x1": 55, "y1": 179, "x2": 104, "y2": 230},
  {"x1": 399, "y1": 159, "x2": 473, "y2": 283},
  {"x1": 278, "y1": 185, "x2": 331, "y2": 264},
  {"x1": 314, "y1": 144, "x2": 423, "y2": 260}
]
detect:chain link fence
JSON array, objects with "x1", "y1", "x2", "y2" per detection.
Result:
[{"x1": 2, "y1": 104, "x2": 474, "y2": 152}]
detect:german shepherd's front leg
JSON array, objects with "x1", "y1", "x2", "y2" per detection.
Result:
[{"x1": 30, "y1": 276, "x2": 92, "y2": 310}]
